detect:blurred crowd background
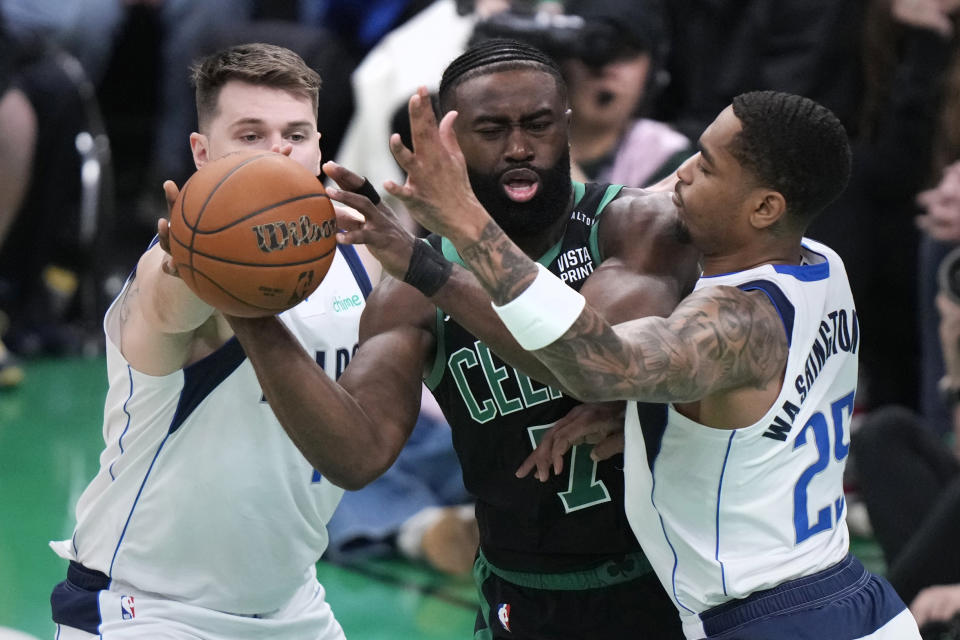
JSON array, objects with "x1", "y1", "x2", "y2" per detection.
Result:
[{"x1": 3, "y1": 0, "x2": 960, "y2": 636}]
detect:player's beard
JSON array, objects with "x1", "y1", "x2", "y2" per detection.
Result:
[
  {"x1": 673, "y1": 216, "x2": 693, "y2": 244},
  {"x1": 467, "y1": 148, "x2": 573, "y2": 242}
]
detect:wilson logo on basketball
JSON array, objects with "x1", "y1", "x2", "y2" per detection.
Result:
[{"x1": 252, "y1": 215, "x2": 337, "y2": 253}]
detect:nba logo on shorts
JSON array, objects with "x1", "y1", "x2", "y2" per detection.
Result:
[
  {"x1": 120, "y1": 595, "x2": 135, "y2": 620},
  {"x1": 497, "y1": 603, "x2": 511, "y2": 632}
]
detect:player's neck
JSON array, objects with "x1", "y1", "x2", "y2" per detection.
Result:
[{"x1": 510, "y1": 191, "x2": 576, "y2": 260}]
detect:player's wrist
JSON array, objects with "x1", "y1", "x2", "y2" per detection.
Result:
[
  {"x1": 492, "y1": 263, "x2": 585, "y2": 351},
  {"x1": 403, "y1": 239, "x2": 453, "y2": 297}
]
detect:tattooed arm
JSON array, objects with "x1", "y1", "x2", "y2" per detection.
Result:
[
  {"x1": 386, "y1": 87, "x2": 786, "y2": 404},
  {"x1": 530, "y1": 283, "x2": 788, "y2": 403},
  {"x1": 440, "y1": 219, "x2": 786, "y2": 402}
]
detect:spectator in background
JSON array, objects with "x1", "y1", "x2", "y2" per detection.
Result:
[
  {"x1": 0, "y1": 12, "x2": 98, "y2": 362},
  {"x1": 912, "y1": 0, "x2": 960, "y2": 437},
  {"x1": 336, "y1": 0, "x2": 511, "y2": 221},
  {"x1": 807, "y1": 0, "x2": 960, "y2": 413},
  {"x1": 0, "y1": 13, "x2": 33, "y2": 387},
  {"x1": 654, "y1": 0, "x2": 863, "y2": 142},
  {"x1": 852, "y1": 272, "x2": 960, "y2": 639},
  {"x1": 559, "y1": 0, "x2": 692, "y2": 187}
]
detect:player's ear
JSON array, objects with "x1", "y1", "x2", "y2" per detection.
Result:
[
  {"x1": 750, "y1": 190, "x2": 787, "y2": 230},
  {"x1": 190, "y1": 132, "x2": 210, "y2": 169}
]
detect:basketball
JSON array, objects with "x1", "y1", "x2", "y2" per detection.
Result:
[{"x1": 168, "y1": 150, "x2": 337, "y2": 317}]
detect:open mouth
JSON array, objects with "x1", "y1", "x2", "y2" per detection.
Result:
[
  {"x1": 595, "y1": 90, "x2": 616, "y2": 107},
  {"x1": 501, "y1": 168, "x2": 540, "y2": 203}
]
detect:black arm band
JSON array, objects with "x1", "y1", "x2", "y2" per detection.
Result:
[
  {"x1": 356, "y1": 177, "x2": 381, "y2": 205},
  {"x1": 403, "y1": 240, "x2": 453, "y2": 297}
]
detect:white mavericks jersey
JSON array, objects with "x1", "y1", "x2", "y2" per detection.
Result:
[
  {"x1": 50, "y1": 244, "x2": 371, "y2": 616},
  {"x1": 623, "y1": 238, "x2": 859, "y2": 638}
]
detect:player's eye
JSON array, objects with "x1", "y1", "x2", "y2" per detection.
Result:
[
  {"x1": 526, "y1": 121, "x2": 551, "y2": 132},
  {"x1": 287, "y1": 133, "x2": 307, "y2": 143},
  {"x1": 477, "y1": 127, "x2": 505, "y2": 138},
  {"x1": 239, "y1": 133, "x2": 261, "y2": 143}
]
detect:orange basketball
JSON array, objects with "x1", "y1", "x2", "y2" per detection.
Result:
[{"x1": 168, "y1": 151, "x2": 337, "y2": 317}]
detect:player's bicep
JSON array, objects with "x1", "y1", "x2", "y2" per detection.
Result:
[
  {"x1": 117, "y1": 248, "x2": 210, "y2": 375},
  {"x1": 580, "y1": 258, "x2": 687, "y2": 324},
  {"x1": 658, "y1": 286, "x2": 788, "y2": 395}
]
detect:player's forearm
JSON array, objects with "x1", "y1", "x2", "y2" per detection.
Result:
[
  {"x1": 515, "y1": 286, "x2": 787, "y2": 405},
  {"x1": 430, "y1": 265, "x2": 565, "y2": 388},
  {"x1": 227, "y1": 316, "x2": 404, "y2": 489},
  {"x1": 444, "y1": 219, "x2": 643, "y2": 398},
  {"x1": 447, "y1": 220, "x2": 540, "y2": 306},
  {"x1": 137, "y1": 247, "x2": 216, "y2": 335}
]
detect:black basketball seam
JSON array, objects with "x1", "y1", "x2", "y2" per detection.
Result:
[
  {"x1": 192, "y1": 192, "x2": 332, "y2": 234},
  {"x1": 179, "y1": 178, "x2": 197, "y2": 288},
  {"x1": 185, "y1": 152, "x2": 271, "y2": 285},
  {"x1": 184, "y1": 245, "x2": 336, "y2": 267},
  {"x1": 184, "y1": 265, "x2": 306, "y2": 312},
  {"x1": 190, "y1": 152, "x2": 274, "y2": 231}
]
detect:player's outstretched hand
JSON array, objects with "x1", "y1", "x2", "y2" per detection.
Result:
[
  {"x1": 157, "y1": 179, "x2": 181, "y2": 277},
  {"x1": 384, "y1": 86, "x2": 488, "y2": 242},
  {"x1": 516, "y1": 402, "x2": 627, "y2": 482},
  {"x1": 323, "y1": 160, "x2": 419, "y2": 280}
]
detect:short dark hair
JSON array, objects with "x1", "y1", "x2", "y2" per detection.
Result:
[
  {"x1": 191, "y1": 43, "x2": 321, "y2": 131},
  {"x1": 730, "y1": 91, "x2": 851, "y2": 228},
  {"x1": 438, "y1": 38, "x2": 567, "y2": 112}
]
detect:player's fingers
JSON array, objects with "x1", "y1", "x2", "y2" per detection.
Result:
[
  {"x1": 323, "y1": 161, "x2": 366, "y2": 190},
  {"x1": 408, "y1": 87, "x2": 439, "y2": 144},
  {"x1": 326, "y1": 186, "x2": 384, "y2": 222},
  {"x1": 162, "y1": 180, "x2": 180, "y2": 216},
  {"x1": 590, "y1": 432, "x2": 625, "y2": 462},
  {"x1": 437, "y1": 111, "x2": 466, "y2": 163},
  {"x1": 333, "y1": 206, "x2": 365, "y2": 234},
  {"x1": 389, "y1": 133, "x2": 416, "y2": 173},
  {"x1": 160, "y1": 254, "x2": 180, "y2": 278},
  {"x1": 323, "y1": 161, "x2": 383, "y2": 208},
  {"x1": 515, "y1": 453, "x2": 535, "y2": 478},
  {"x1": 383, "y1": 178, "x2": 414, "y2": 202},
  {"x1": 336, "y1": 228, "x2": 366, "y2": 246},
  {"x1": 271, "y1": 142, "x2": 294, "y2": 157},
  {"x1": 157, "y1": 218, "x2": 172, "y2": 254}
]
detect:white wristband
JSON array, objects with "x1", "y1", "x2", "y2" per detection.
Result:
[{"x1": 492, "y1": 263, "x2": 586, "y2": 351}]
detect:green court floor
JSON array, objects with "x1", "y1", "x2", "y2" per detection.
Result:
[{"x1": 0, "y1": 356, "x2": 477, "y2": 639}]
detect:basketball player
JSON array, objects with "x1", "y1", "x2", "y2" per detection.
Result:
[
  {"x1": 47, "y1": 43, "x2": 369, "y2": 639},
  {"x1": 226, "y1": 40, "x2": 699, "y2": 638},
  {"x1": 387, "y1": 85, "x2": 924, "y2": 639}
]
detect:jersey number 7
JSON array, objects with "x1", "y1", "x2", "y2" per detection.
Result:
[{"x1": 528, "y1": 423, "x2": 612, "y2": 513}]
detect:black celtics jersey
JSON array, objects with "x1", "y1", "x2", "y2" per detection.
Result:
[{"x1": 425, "y1": 181, "x2": 645, "y2": 573}]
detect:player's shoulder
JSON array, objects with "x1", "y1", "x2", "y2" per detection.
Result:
[
  {"x1": 599, "y1": 188, "x2": 692, "y2": 261},
  {"x1": 603, "y1": 188, "x2": 678, "y2": 234}
]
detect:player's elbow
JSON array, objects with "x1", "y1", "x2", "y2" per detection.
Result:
[
  {"x1": 328, "y1": 471, "x2": 375, "y2": 492},
  {"x1": 562, "y1": 382, "x2": 619, "y2": 404},
  {"x1": 326, "y1": 445, "x2": 399, "y2": 491}
]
